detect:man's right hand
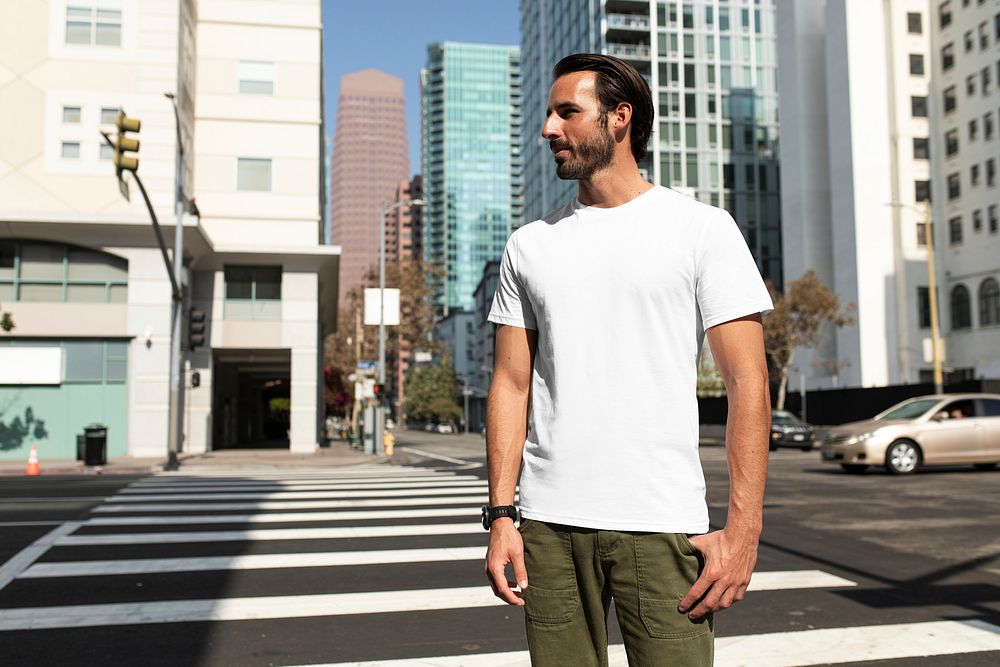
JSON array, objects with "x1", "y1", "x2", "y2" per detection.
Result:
[{"x1": 484, "y1": 518, "x2": 528, "y2": 606}]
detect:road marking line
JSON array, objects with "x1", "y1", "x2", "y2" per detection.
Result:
[
  {"x1": 0, "y1": 497, "x2": 109, "y2": 503},
  {"x1": 290, "y1": 620, "x2": 1000, "y2": 666},
  {"x1": 93, "y1": 496, "x2": 504, "y2": 513},
  {"x1": 86, "y1": 507, "x2": 480, "y2": 526},
  {"x1": 0, "y1": 521, "x2": 66, "y2": 527},
  {"x1": 106, "y1": 487, "x2": 488, "y2": 501},
  {"x1": 132, "y1": 474, "x2": 470, "y2": 487},
  {"x1": 150, "y1": 468, "x2": 445, "y2": 479},
  {"x1": 0, "y1": 521, "x2": 82, "y2": 592},
  {"x1": 119, "y1": 480, "x2": 487, "y2": 493},
  {"x1": 399, "y1": 447, "x2": 477, "y2": 466},
  {"x1": 55, "y1": 522, "x2": 481, "y2": 545},
  {"x1": 20, "y1": 546, "x2": 488, "y2": 578}
]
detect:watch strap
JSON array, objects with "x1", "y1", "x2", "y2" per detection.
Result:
[{"x1": 481, "y1": 504, "x2": 519, "y2": 530}]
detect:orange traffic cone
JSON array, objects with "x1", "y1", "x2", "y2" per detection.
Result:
[{"x1": 25, "y1": 444, "x2": 40, "y2": 476}]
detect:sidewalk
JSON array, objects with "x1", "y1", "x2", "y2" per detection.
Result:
[{"x1": 0, "y1": 440, "x2": 386, "y2": 477}]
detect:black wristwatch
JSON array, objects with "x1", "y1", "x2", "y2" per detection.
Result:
[{"x1": 482, "y1": 504, "x2": 519, "y2": 530}]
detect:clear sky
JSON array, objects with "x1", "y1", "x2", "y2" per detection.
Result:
[{"x1": 323, "y1": 0, "x2": 521, "y2": 173}]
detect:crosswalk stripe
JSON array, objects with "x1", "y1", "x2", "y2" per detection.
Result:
[
  {"x1": 0, "y1": 577, "x2": 889, "y2": 635},
  {"x1": 130, "y1": 474, "x2": 474, "y2": 487},
  {"x1": 106, "y1": 487, "x2": 489, "y2": 501},
  {"x1": 291, "y1": 620, "x2": 1000, "y2": 666},
  {"x1": 119, "y1": 480, "x2": 488, "y2": 494},
  {"x1": 55, "y1": 522, "x2": 482, "y2": 545},
  {"x1": 746, "y1": 570, "x2": 855, "y2": 591},
  {"x1": 0, "y1": 586, "x2": 501, "y2": 630},
  {"x1": 93, "y1": 496, "x2": 498, "y2": 512},
  {"x1": 85, "y1": 507, "x2": 480, "y2": 526},
  {"x1": 20, "y1": 546, "x2": 489, "y2": 578},
  {"x1": 150, "y1": 469, "x2": 448, "y2": 479}
]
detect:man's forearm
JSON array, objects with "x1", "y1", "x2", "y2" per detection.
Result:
[
  {"x1": 724, "y1": 372, "x2": 770, "y2": 535},
  {"x1": 486, "y1": 381, "x2": 530, "y2": 506}
]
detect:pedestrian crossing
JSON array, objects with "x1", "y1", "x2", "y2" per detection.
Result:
[{"x1": 1, "y1": 464, "x2": 999, "y2": 666}]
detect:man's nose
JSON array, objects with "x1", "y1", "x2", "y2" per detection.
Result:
[{"x1": 541, "y1": 114, "x2": 560, "y2": 141}]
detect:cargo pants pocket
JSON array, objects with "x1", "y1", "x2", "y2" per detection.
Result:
[
  {"x1": 520, "y1": 519, "x2": 580, "y2": 626},
  {"x1": 633, "y1": 532, "x2": 712, "y2": 640}
]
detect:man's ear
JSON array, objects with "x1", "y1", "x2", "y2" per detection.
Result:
[{"x1": 611, "y1": 102, "x2": 632, "y2": 139}]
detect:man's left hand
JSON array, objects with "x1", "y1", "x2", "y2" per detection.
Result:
[{"x1": 678, "y1": 527, "x2": 759, "y2": 619}]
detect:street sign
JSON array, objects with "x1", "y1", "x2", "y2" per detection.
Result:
[
  {"x1": 357, "y1": 360, "x2": 377, "y2": 370},
  {"x1": 363, "y1": 288, "x2": 401, "y2": 325}
]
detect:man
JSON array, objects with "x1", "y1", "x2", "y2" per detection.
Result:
[{"x1": 483, "y1": 53, "x2": 772, "y2": 665}]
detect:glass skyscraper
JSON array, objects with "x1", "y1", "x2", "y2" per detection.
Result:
[
  {"x1": 521, "y1": 0, "x2": 782, "y2": 286},
  {"x1": 421, "y1": 42, "x2": 522, "y2": 315}
]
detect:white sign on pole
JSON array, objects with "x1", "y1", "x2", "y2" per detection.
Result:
[
  {"x1": 922, "y1": 337, "x2": 947, "y2": 363},
  {"x1": 363, "y1": 288, "x2": 401, "y2": 325}
]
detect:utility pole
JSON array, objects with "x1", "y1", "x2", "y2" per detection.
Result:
[
  {"x1": 923, "y1": 202, "x2": 944, "y2": 394},
  {"x1": 164, "y1": 92, "x2": 186, "y2": 471}
]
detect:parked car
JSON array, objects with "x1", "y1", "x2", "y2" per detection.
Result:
[
  {"x1": 435, "y1": 423, "x2": 454, "y2": 434},
  {"x1": 770, "y1": 410, "x2": 817, "y2": 451},
  {"x1": 820, "y1": 393, "x2": 1000, "y2": 474}
]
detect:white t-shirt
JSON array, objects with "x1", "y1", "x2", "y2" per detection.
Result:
[{"x1": 488, "y1": 185, "x2": 773, "y2": 533}]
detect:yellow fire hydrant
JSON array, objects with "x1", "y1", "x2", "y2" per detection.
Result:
[{"x1": 384, "y1": 430, "x2": 395, "y2": 457}]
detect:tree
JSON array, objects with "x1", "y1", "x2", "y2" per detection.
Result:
[
  {"x1": 0, "y1": 301, "x2": 13, "y2": 333},
  {"x1": 764, "y1": 270, "x2": 855, "y2": 410},
  {"x1": 404, "y1": 358, "x2": 462, "y2": 426}
]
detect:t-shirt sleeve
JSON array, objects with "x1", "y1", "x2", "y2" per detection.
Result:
[
  {"x1": 696, "y1": 211, "x2": 774, "y2": 330},
  {"x1": 488, "y1": 232, "x2": 537, "y2": 330}
]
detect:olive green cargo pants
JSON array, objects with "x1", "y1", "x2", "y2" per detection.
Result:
[{"x1": 520, "y1": 519, "x2": 713, "y2": 666}]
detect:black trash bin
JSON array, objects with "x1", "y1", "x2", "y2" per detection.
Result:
[{"x1": 84, "y1": 424, "x2": 107, "y2": 466}]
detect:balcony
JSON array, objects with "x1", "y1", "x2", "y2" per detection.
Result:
[
  {"x1": 607, "y1": 13, "x2": 650, "y2": 31},
  {"x1": 606, "y1": 42, "x2": 651, "y2": 61}
]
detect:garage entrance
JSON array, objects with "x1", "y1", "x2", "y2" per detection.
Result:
[{"x1": 212, "y1": 349, "x2": 291, "y2": 449}]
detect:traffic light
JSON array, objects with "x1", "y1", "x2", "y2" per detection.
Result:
[
  {"x1": 113, "y1": 110, "x2": 141, "y2": 177},
  {"x1": 372, "y1": 383, "x2": 386, "y2": 404},
  {"x1": 188, "y1": 307, "x2": 206, "y2": 349}
]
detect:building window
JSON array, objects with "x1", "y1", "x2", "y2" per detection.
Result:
[
  {"x1": 939, "y1": 1, "x2": 952, "y2": 29},
  {"x1": 980, "y1": 21, "x2": 989, "y2": 49},
  {"x1": 911, "y1": 96, "x2": 928, "y2": 118},
  {"x1": 966, "y1": 75, "x2": 976, "y2": 97},
  {"x1": 61, "y1": 141, "x2": 80, "y2": 159},
  {"x1": 62, "y1": 106, "x2": 81, "y2": 123},
  {"x1": 224, "y1": 266, "x2": 282, "y2": 320},
  {"x1": 918, "y1": 287, "x2": 931, "y2": 328},
  {"x1": 100, "y1": 107, "x2": 118, "y2": 125},
  {"x1": 989, "y1": 204, "x2": 998, "y2": 233},
  {"x1": 949, "y1": 216, "x2": 963, "y2": 244},
  {"x1": 237, "y1": 158, "x2": 272, "y2": 191},
  {"x1": 969, "y1": 118, "x2": 978, "y2": 141},
  {"x1": 915, "y1": 180, "x2": 931, "y2": 202},
  {"x1": 238, "y1": 61, "x2": 275, "y2": 95},
  {"x1": 986, "y1": 113, "x2": 995, "y2": 140},
  {"x1": 948, "y1": 173, "x2": 961, "y2": 199},
  {"x1": 917, "y1": 221, "x2": 928, "y2": 247},
  {"x1": 913, "y1": 137, "x2": 930, "y2": 159},
  {"x1": 65, "y1": 5, "x2": 122, "y2": 47},
  {"x1": 981, "y1": 278, "x2": 1000, "y2": 326},
  {"x1": 951, "y1": 284, "x2": 971, "y2": 330},
  {"x1": 99, "y1": 142, "x2": 114, "y2": 160},
  {"x1": 0, "y1": 239, "x2": 128, "y2": 304},
  {"x1": 909, "y1": 54, "x2": 925, "y2": 76},
  {"x1": 908, "y1": 12, "x2": 923, "y2": 34},
  {"x1": 987, "y1": 158, "x2": 996, "y2": 186},
  {"x1": 974, "y1": 209, "x2": 983, "y2": 232},
  {"x1": 943, "y1": 86, "x2": 957, "y2": 113},
  {"x1": 982, "y1": 67, "x2": 991, "y2": 95},
  {"x1": 942, "y1": 43, "x2": 955, "y2": 71},
  {"x1": 965, "y1": 30, "x2": 974, "y2": 52},
  {"x1": 945, "y1": 129, "x2": 959, "y2": 156},
  {"x1": 971, "y1": 163, "x2": 981, "y2": 186}
]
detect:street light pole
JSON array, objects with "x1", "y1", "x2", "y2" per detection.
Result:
[
  {"x1": 923, "y1": 202, "x2": 944, "y2": 394},
  {"x1": 377, "y1": 198, "x2": 424, "y2": 455},
  {"x1": 164, "y1": 92, "x2": 185, "y2": 471}
]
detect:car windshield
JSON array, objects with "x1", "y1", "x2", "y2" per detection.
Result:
[
  {"x1": 875, "y1": 399, "x2": 940, "y2": 421},
  {"x1": 772, "y1": 411, "x2": 803, "y2": 425}
]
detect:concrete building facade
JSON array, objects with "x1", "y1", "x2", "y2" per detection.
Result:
[
  {"x1": 329, "y1": 69, "x2": 409, "y2": 305},
  {"x1": 928, "y1": 0, "x2": 1000, "y2": 380},
  {"x1": 0, "y1": 0, "x2": 337, "y2": 461},
  {"x1": 521, "y1": 0, "x2": 783, "y2": 285}
]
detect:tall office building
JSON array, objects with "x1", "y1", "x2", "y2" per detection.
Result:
[
  {"x1": 329, "y1": 69, "x2": 409, "y2": 305},
  {"x1": 386, "y1": 175, "x2": 423, "y2": 264},
  {"x1": 776, "y1": 0, "x2": 934, "y2": 389},
  {"x1": 521, "y1": 0, "x2": 782, "y2": 285},
  {"x1": 421, "y1": 42, "x2": 522, "y2": 315},
  {"x1": 928, "y1": 0, "x2": 1000, "y2": 379},
  {"x1": 0, "y1": 0, "x2": 338, "y2": 459}
]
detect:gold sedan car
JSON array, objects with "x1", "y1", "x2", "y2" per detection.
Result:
[{"x1": 820, "y1": 393, "x2": 1000, "y2": 474}]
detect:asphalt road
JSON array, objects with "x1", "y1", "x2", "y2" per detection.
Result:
[{"x1": 0, "y1": 433, "x2": 997, "y2": 666}]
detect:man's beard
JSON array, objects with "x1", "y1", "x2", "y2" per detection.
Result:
[{"x1": 552, "y1": 116, "x2": 615, "y2": 180}]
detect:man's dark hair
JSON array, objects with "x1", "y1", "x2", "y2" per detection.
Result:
[{"x1": 552, "y1": 53, "x2": 653, "y2": 164}]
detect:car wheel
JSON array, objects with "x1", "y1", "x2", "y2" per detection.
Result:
[
  {"x1": 800, "y1": 446, "x2": 813, "y2": 452},
  {"x1": 885, "y1": 440, "x2": 921, "y2": 475},
  {"x1": 840, "y1": 464, "x2": 868, "y2": 474},
  {"x1": 973, "y1": 463, "x2": 998, "y2": 471}
]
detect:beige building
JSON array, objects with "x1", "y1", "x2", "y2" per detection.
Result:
[{"x1": 0, "y1": 0, "x2": 338, "y2": 461}]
